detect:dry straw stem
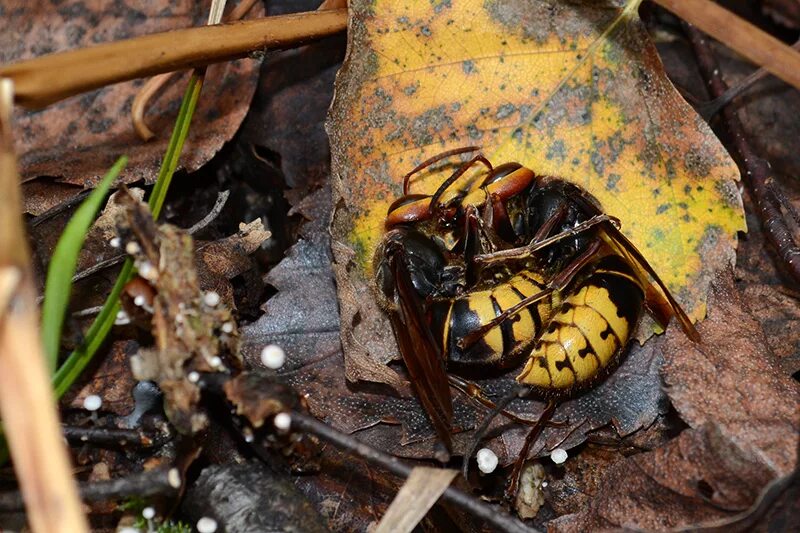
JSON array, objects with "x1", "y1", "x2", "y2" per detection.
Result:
[
  {"x1": 0, "y1": 80, "x2": 88, "y2": 532},
  {"x1": 0, "y1": 9, "x2": 347, "y2": 109},
  {"x1": 374, "y1": 467, "x2": 458, "y2": 533},
  {"x1": 653, "y1": 0, "x2": 800, "y2": 91}
]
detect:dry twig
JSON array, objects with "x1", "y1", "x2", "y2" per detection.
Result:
[
  {"x1": 0, "y1": 467, "x2": 182, "y2": 512},
  {"x1": 653, "y1": 0, "x2": 800, "y2": 91},
  {"x1": 0, "y1": 9, "x2": 347, "y2": 109},
  {"x1": 687, "y1": 26, "x2": 800, "y2": 284},
  {"x1": 289, "y1": 411, "x2": 537, "y2": 533},
  {"x1": 131, "y1": 0, "x2": 262, "y2": 140},
  {"x1": 0, "y1": 80, "x2": 88, "y2": 532}
]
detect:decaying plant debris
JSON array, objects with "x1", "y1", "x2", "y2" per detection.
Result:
[{"x1": 0, "y1": 1, "x2": 798, "y2": 532}]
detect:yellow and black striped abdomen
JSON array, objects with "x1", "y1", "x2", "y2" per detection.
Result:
[
  {"x1": 516, "y1": 257, "x2": 645, "y2": 391},
  {"x1": 439, "y1": 271, "x2": 557, "y2": 369}
]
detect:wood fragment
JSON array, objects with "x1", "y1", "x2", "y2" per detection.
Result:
[
  {"x1": 0, "y1": 79, "x2": 88, "y2": 532},
  {"x1": 289, "y1": 411, "x2": 536, "y2": 533},
  {"x1": 374, "y1": 467, "x2": 458, "y2": 533},
  {"x1": 0, "y1": 9, "x2": 347, "y2": 109},
  {"x1": 653, "y1": 0, "x2": 800, "y2": 91}
]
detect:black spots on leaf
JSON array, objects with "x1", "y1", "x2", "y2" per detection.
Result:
[
  {"x1": 656, "y1": 204, "x2": 670, "y2": 215},
  {"x1": 496, "y1": 103, "x2": 516, "y2": 120},
  {"x1": 431, "y1": 0, "x2": 452, "y2": 14},
  {"x1": 546, "y1": 140, "x2": 567, "y2": 163},
  {"x1": 606, "y1": 173, "x2": 621, "y2": 192},
  {"x1": 374, "y1": 87, "x2": 394, "y2": 106},
  {"x1": 683, "y1": 148, "x2": 713, "y2": 178},
  {"x1": 715, "y1": 179, "x2": 743, "y2": 210},
  {"x1": 462, "y1": 60, "x2": 476, "y2": 75},
  {"x1": 467, "y1": 124, "x2": 483, "y2": 140},
  {"x1": 591, "y1": 151, "x2": 605, "y2": 177}
]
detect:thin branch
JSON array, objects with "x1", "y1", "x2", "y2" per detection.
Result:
[
  {"x1": 62, "y1": 425, "x2": 156, "y2": 448},
  {"x1": 0, "y1": 9, "x2": 347, "y2": 109},
  {"x1": 187, "y1": 189, "x2": 230, "y2": 234},
  {"x1": 692, "y1": 40, "x2": 800, "y2": 120},
  {"x1": 0, "y1": 467, "x2": 181, "y2": 512},
  {"x1": 653, "y1": 0, "x2": 800, "y2": 91},
  {"x1": 687, "y1": 26, "x2": 800, "y2": 284},
  {"x1": 289, "y1": 411, "x2": 537, "y2": 533}
]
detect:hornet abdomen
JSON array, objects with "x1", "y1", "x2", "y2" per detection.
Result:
[
  {"x1": 433, "y1": 271, "x2": 559, "y2": 369},
  {"x1": 517, "y1": 256, "x2": 645, "y2": 391}
]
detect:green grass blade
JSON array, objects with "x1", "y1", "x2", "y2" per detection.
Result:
[
  {"x1": 52, "y1": 71, "x2": 206, "y2": 399},
  {"x1": 149, "y1": 71, "x2": 203, "y2": 217},
  {"x1": 41, "y1": 156, "x2": 128, "y2": 371}
]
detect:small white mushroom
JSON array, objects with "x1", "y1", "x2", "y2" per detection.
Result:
[
  {"x1": 203, "y1": 291, "x2": 221, "y2": 307},
  {"x1": 83, "y1": 395, "x2": 102, "y2": 412},
  {"x1": 109, "y1": 237, "x2": 121, "y2": 248},
  {"x1": 196, "y1": 517, "x2": 218, "y2": 533},
  {"x1": 114, "y1": 309, "x2": 131, "y2": 325},
  {"x1": 221, "y1": 322, "x2": 234, "y2": 334},
  {"x1": 476, "y1": 448, "x2": 499, "y2": 474},
  {"x1": 137, "y1": 261, "x2": 157, "y2": 281},
  {"x1": 167, "y1": 468, "x2": 182, "y2": 489},
  {"x1": 260, "y1": 344, "x2": 286, "y2": 370},
  {"x1": 187, "y1": 371, "x2": 200, "y2": 383},
  {"x1": 274, "y1": 412, "x2": 291, "y2": 433},
  {"x1": 125, "y1": 241, "x2": 141, "y2": 255},
  {"x1": 141, "y1": 505, "x2": 156, "y2": 533},
  {"x1": 550, "y1": 448, "x2": 568, "y2": 465}
]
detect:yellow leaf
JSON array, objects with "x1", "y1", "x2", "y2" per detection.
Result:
[{"x1": 328, "y1": 0, "x2": 743, "y2": 379}]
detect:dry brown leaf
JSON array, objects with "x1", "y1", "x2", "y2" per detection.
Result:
[
  {"x1": 661, "y1": 270, "x2": 800, "y2": 475},
  {"x1": 65, "y1": 340, "x2": 139, "y2": 417},
  {"x1": 550, "y1": 423, "x2": 777, "y2": 531},
  {"x1": 292, "y1": 447, "x2": 400, "y2": 532},
  {"x1": 195, "y1": 218, "x2": 271, "y2": 306},
  {"x1": 0, "y1": 0, "x2": 263, "y2": 214}
]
